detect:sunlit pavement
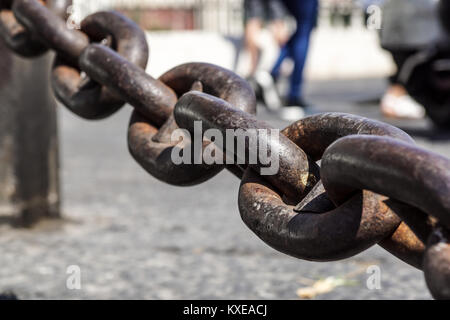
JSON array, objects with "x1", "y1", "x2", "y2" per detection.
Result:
[{"x1": 0, "y1": 78, "x2": 440, "y2": 300}]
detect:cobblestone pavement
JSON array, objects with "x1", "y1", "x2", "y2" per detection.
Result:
[{"x1": 0, "y1": 78, "x2": 445, "y2": 300}]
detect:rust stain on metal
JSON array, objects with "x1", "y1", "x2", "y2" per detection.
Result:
[
  {"x1": 0, "y1": 3, "x2": 448, "y2": 299},
  {"x1": 424, "y1": 227, "x2": 450, "y2": 299},
  {"x1": 128, "y1": 63, "x2": 257, "y2": 186}
]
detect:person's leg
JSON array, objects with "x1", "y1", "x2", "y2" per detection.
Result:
[
  {"x1": 250, "y1": 0, "x2": 289, "y2": 111},
  {"x1": 381, "y1": 50, "x2": 426, "y2": 119},
  {"x1": 245, "y1": 18, "x2": 263, "y2": 75},
  {"x1": 269, "y1": 0, "x2": 291, "y2": 79},
  {"x1": 269, "y1": 20, "x2": 289, "y2": 47},
  {"x1": 244, "y1": 0, "x2": 265, "y2": 76},
  {"x1": 271, "y1": 42, "x2": 291, "y2": 80},
  {"x1": 267, "y1": 0, "x2": 289, "y2": 46},
  {"x1": 284, "y1": 0, "x2": 318, "y2": 103}
]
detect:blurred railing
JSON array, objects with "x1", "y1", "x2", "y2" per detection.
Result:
[
  {"x1": 72, "y1": 0, "x2": 367, "y2": 35},
  {"x1": 72, "y1": 0, "x2": 244, "y2": 35}
]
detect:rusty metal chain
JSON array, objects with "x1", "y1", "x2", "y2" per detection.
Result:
[{"x1": 0, "y1": 0, "x2": 449, "y2": 300}]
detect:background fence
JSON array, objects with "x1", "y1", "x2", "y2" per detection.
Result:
[{"x1": 72, "y1": 0, "x2": 368, "y2": 36}]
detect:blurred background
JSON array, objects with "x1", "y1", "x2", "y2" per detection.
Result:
[
  {"x1": 70, "y1": 0, "x2": 393, "y2": 83},
  {"x1": 1, "y1": 0, "x2": 448, "y2": 300}
]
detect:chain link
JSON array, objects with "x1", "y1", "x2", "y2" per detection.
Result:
[{"x1": 0, "y1": 0, "x2": 449, "y2": 300}]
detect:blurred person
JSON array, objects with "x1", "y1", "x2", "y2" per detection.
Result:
[
  {"x1": 244, "y1": 0, "x2": 289, "y2": 77},
  {"x1": 244, "y1": 0, "x2": 290, "y2": 111},
  {"x1": 330, "y1": 0, "x2": 353, "y2": 28},
  {"x1": 440, "y1": 0, "x2": 450, "y2": 33},
  {"x1": 270, "y1": 0, "x2": 319, "y2": 120},
  {"x1": 380, "y1": 53, "x2": 426, "y2": 119},
  {"x1": 379, "y1": 0, "x2": 444, "y2": 119}
]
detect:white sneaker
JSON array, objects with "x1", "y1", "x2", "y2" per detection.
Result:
[
  {"x1": 254, "y1": 70, "x2": 283, "y2": 112},
  {"x1": 381, "y1": 93, "x2": 426, "y2": 119},
  {"x1": 279, "y1": 106, "x2": 306, "y2": 121}
]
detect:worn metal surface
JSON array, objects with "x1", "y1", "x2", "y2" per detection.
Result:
[
  {"x1": 280, "y1": 113, "x2": 414, "y2": 161},
  {"x1": 13, "y1": 0, "x2": 87, "y2": 64},
  {"x1": 52, "y1": 12, "x2": 148, "y2": 119},
  {"x1": 80, "y1": 44, "x2": 172, "y2": 124},
  {"x1": 321, "y1": 135, "x2": 450, "y2": 228},
  {"x1": 174, "y1": 91, "x2": 319, "y2": 200},
  {"x1": 127, "y1": 63, "x2": 256, "y2": 186},
  {"x1": 0, "y1": 1, "x2": 449, "y2": 299},
  {"x1": 0, "y1": 8, "x2": 46, "y2": 57},
  {"x1": 320, "y1": 134, "x2": 450, "y2": 298},
  {"x1": 424, "y1": 227, "x2": 450, "y2": 299},
  {"x1": 2, "y1": 78, "x2": 436, "y2": 300},
  {"x1": 0, "y1": 0, "x2": 72, "y2": 57},
  {"x1": 233, "y1": 113, "x2": 422, "y2": 266},
  {"x1": 81, "y1": 42, "x2": 257, "y2": 186}
]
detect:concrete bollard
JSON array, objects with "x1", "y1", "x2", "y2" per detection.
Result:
[{"x1": 0, "y1": 39, "x2": 60, "y2": 227}]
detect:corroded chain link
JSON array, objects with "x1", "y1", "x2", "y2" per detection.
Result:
[{"x1": 0, "y1": 0, "x2": 449, "y2": 300}]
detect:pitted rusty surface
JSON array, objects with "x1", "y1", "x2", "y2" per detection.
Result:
[
  {"x1": 13, "y1": 0, "x2": 87, "y2": 63},
  {"x1": 1, "y1": 1, "x2": 449, "y2": 299},
  {"x1": 237, "y1": 113, "x2": 424, "y2": 266},
  {"x1": 52, "y1": 12, "x2": 149, "y2": 119},
  {"x1": 321, "y1": 135, "x2": 450, "y2": 228},
  {"x1": 127, "y1": 64, "x2": 257, "y2": 186},
  {"x1": 379, "y1": 222, "x2": 425, "y2": 270},
  {"x1": 320, "y1": 134, "x2": 450, "y2": 293},
  {"x1": 239, "y1": 173, "x2": 423, "y2": 267},
  {"x1": 424, "y1": 227, "x2": 450, "y2": 299},
  {"x1": 160, "y1": 62, "x2": 257, "y2": 115},
  {"x1": 80, "y1": 44, "x2": 173, "y2": 123},
  {"x1": 281, "y1": 112, "x2": 414, "y2": 161},
  {"x1": 239, "y1": 173, "x2": 402, "y2": 261},
  {"x1": 0, "y1": 0, "x2": 71, "y2": 57},
  {"x1": 0, "y1": 9, "x2": 46, "y2": 57},
  {"x1": 175, "y1": 91, "x2": 319, "y2": 200}
]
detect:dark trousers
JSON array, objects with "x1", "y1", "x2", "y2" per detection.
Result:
[
  {"x1": 389, "y1": 50, "x2": 418, "y2": 84},
  {"x1": 271, "y1": 0, "x2": 319, "y2": 101}
]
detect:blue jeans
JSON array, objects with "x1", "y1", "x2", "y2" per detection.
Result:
[{"x1": 271, "y1": 0, "x2": 318, "y2": 102}]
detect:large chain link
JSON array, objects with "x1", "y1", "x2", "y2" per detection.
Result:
[{"x1": 0, "y1": 0, "x2": 449, "y2": 300}]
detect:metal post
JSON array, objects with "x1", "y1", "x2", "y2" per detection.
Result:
[{"x1": 0, "y1": 39, "x2": 60, "y2": 227}]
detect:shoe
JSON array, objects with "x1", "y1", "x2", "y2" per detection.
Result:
[
  {"x1": 278, "y1": 97, "x2": 314, "y2": 121},
  {"x1": 279, "y1": 106, "x2": 306, "y2": 121},
  {"x1": 381, "y1": 93, "x2": 425, "y2": 119},
  {"x1": 253, "y1": 70, "x2": 283, "y2": 112},
  {"x1": 246, "y1": 76, "x2": 263, "y2": 101},
  {"x1": 284, "y1": 97, "x2": 313, "y2": 108}
]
